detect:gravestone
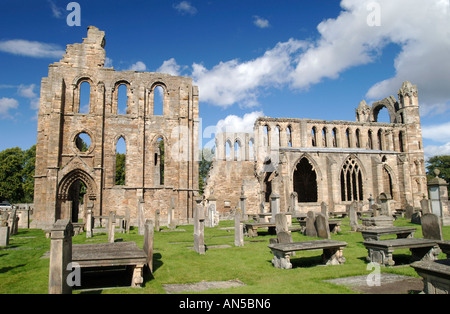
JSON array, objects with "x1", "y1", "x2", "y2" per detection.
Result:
[
  {"x1": 420, "y1": 198, "x2": 431, "y2": 214},
  {"x1": 8, "y1": 210, "x2": 18, "y2": 236},
  {"x1": 277, "y1": 231, "x2": 293, "y2": 243},
  {"x1": 125, "y1": 208, "x2": 131, "y2": 234},
  {"x1": 234, "y1": 210, "x2": 244, "y2": 247},
  {"x1": 154, "y1": 210, "x2": 160, "y2": 232},
  {"x1": 321, "y1": 202, "x2": 328, "y2": 218},
  {"x1": 379, "y1": 193, "x2": 391, "y2": 216},
  {"x1": 193, "y1": 197, "x2": 205, "y2": 254},
  {"x1": 405, "y1": 204, "x2": 414, "y2": 219},
  {"x1": 49, "y1": 219, "x2": 74, "y2": 294},
  {"x1": 315, "y1": 213, "x2": 331, "y2": 239},
  {"x1": 349, "y1": 202, "x2": 359, "y2": 231},
  {"x1": 270, "y1": 193, "x2": 280, "y2": 222},
  {"x1": 371, "y1": 204, "x2": 381, "y2": 217},
  {"x1": 421, "y1": 213, "x2": 443, "y2": 241},
  {"x1": 86, "y1": 203, "x2": 93, "y2": 238},
  {"x1": 239, "y1": 185, "x2": 247, "y2": 220},
  {"x1": 290, "y1": 192, "x2": 298, "y2": 213},
  {"x1": 275, "y1": 213, "x2": 289, "y2": 234},
  {"x1": 143, "y1": 220, "x2": 154, "y2": 273},
  {"x1": 138, "y1": 197, "x2": 145, "y2": 235},
  {"x1": 305, "y1": 211, "x2": 317, "y2": 237},
  {"x1": 108, "y1": 211, "x2": 115, "y2": 243},
  {"x1": 0, "y1": 226, "x2": 9, "y2": 247},
  {"x1": 168, "y1": 197, "x2": 177, "y2": 229}
]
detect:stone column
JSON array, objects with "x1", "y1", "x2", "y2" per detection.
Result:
[
  {"x1": 49, "y1": 219, "x2": 74, "y2": 294},
  {"x1": 194, "y1": 197, "x2": 205, "y2": 254},
  {"x1": 138, "y1": 197, "x2": 145, "y2": 235},
  {"x1": 86, "y1": 203, "x2": 93, "y2": 238},
  {"x1": 0, "y1": 225, "x2": 9, "y2": 247},
  {"x1": 428, "y1": 169, "x2": 449, "y2": 219}
]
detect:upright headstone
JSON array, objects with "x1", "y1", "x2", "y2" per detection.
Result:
[
  {"x1": 421, "y1": 213, "x2": 443, "y2": 241},
  {"x1": 86, "y1": 203, "x2": 93, "y2": 238},
  {"x1": 154, "y1": 210, "x2": 160, "y2": 232},
  {"x1": 270, "y1": 193, "x2": 280, "y2": 222},
  {"x1": 193, "y1": 197, "x2": 205, "y2": 254},
  {"x1": 239, "y1": 185, "x2": 247, "y2": 220},
  {"x1": 49, "y1": 219, "x2": 74, "y2": 294},
  {"x1": 275, "y1": 213, "x2": 289, "y2": 234},
  {"x1": 315, "y1": 213, "x2": 331, "y2": 239},
  {"x1": 138, "y1": 197, "x2": 145, "y2": 235},
  {"x1": 349, "y1": 201, "x2": 359, "y2": 231},
  {"x1": 427, "y1": 169, "x2": 449, "y2": 218},
  {"x1": 305, "y1": 211, "x2": 317, "y2": 237},
  {"x1": 9, "y1": 209, "x2": 18, "y2": 236},
  {"x1": 108, "y1": 211, "x2": 115, "y2": 243},
  {"x1": 371, "y1": 204, "x2": 381, "y2": 217},
  {"x1": 405, "y1": 204, "x2": 414, "y2": 220},
  {"x1": 234, "y1": 210, "x2": 244, "y2": 247},
  {"x1": 321, "y1": 202, "x2": 328, "y2": 218},
  {"x1": 379, "y1": 193, "x2": 391, "y2": 216},
  {"x1": 290, "y1": 192, "x2": 298, "y2": 213},
  {"x1": 420, "y1": 198, "x2": 431, "y2": 214},
  {"x1": 143, "y1": 220, "x2": 154, "y2": 273},
  {"x1": 125, "y1": 208, "x2": 130, "y2": 234},
  {"x1": 169, "y1": 197, "x2": 177, "y2": 229},
  {"x1": 0, "y1": 225, "x2": 9, "y2": 247}
]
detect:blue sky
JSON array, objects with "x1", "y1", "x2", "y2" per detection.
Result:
[{"x1": 1, "y1": 0, "x2": 450, "y2": 159}]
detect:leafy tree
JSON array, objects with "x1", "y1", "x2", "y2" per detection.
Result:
[
  {"x1": 199, "y1": 147, "x2": 214, "y2": 195},
  {"x1": 0, "y1": 147, "x2": 25, "y2": 203},
  {"x1": 426, "y1": 155, "x2": 450, "y2": 194},
  {"x1": 115, "y1": 153, "x2": 126, "y2": 185},
  {"x1": 22, "y1": 145, "x2": 36, "y2": 203}
]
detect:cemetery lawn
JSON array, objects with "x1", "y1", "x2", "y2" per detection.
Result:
[{"x1": 0, "y1": 217, "x2": 448, "y2": 294}]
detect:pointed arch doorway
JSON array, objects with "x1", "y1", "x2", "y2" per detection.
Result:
[
  {"x1": 293, "y1": 157, "x2": 318, "y2": 203},
  {"x1": 57, "y1": 169, "x2": 97, "y2": 222}
]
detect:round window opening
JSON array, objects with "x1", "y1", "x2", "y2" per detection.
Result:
[{"x1": 75, "y1": 132, "x2": 92, "y2": 153}]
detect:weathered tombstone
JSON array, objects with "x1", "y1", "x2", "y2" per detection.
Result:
[
  {"x1": 0, "y1": 225, "x2": 9, "y2": 247},
  {"x1": 420, "y1": 198, "x2": 431, "y2": 214},
  {"x1": 270, "y1": 193, "x2": 280, "y2": 222},
  {"x1": 49, "y1": 219, "x2": 74, "y2": 294},
  {"x1": 315, "y1": 213, "x2": 331, "y2": 239},
  {"x1": 143, "y1": 220, "x2": 154, "y2": 273},
  {"x1": 193, "y1": 197, "x2": 205, "y2": 254},
  {"x1": 138, "y1": 197, "x2": 145, "y2": 235},
  {"x1": 290, "y1": 192, "x2": 298, "y2": 213},
  {"x1": 8, "y1": 210, "x2": 18, "y2": 236},
  {"x1": 371, "y1": 204, "x2": 381, "y2": 217},
  {"x1": 421, "y1": 213, "x2": 443, "y2": 241},
  {"x1": 125, "y1": 208, "x2": 131, "y2": 234},
  {"x1": 108, "y1": 211, "x2": 115, "y2": 243},
  {"x1": 275, "y1": 213, "x2": 289, "y2": 234},
  {"x1": 168, "y1": 197, "x2": 177, "y2": 229},
  {"x1": 349, "y1": 201, "x2": 359, "y2": 231},
  {"x1": 234, "y1": 210, "x2": 244, "y2": 247},
  {"x1": 379, "y1": 193, "x2": 391, "y2": 216},
  {"x1": 321, "y1": 202, "x2": 328, "y2": 218},
  {"x1": 239, "y1": 185, "x2": 247, "y2": 220},
  {"x1": 428, "y1": 169, "x2": 449, "y2": 218},
  {"x1": 405, "y1": 204, "x2": 414, "y2": 220},
  {"x1": 86, "y1": 204, "x2": 93, "y2": 238},
  {"x1": 305, "y1": 211, "x2": 317, "y2": 237},
  {"x1": 154, "y1": 210, "x2": 160, "y2": 232},
  {"x1": 277, "y1": 231, "x2": 293, "y2": 244}
]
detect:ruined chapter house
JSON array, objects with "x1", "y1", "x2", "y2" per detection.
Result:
[
  {"x1": 205, "y1": 81, "x2": 428, "y2": 216},
  {"x1": 32, "y1": 27, "x2": 199, "y2": 229}
]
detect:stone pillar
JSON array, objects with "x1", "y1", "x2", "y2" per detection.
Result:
[
  {"x1": 0, "y1": 226, "x2": 9, "y2": 247},
  {"x1": 239, "y1": 194, "x2": 247, "y2": 220},
  {"x1": 49, "y1": 219, "x2": 74, "y2": 294},
  {"x1": 168, "y1": 197, "x2": 177, "y2": 230},
  {"x1": 428, "y1": 169, "x2": 449, "y2": 219},
  {"x1": 154, "y1": 210, "x2": 160, "y2": 232},
  {"x1": 194, "y1": 197, "x2": 205, "y2": 254},
  {"x1": 143, "y1": 220, "x2": 154, "y2": 273},
  {"x1": 349, "y1": 201, "x2": 358, "y2": 231},
  {"x1": 234, "y1": 210, "x2": 244, "y2": 247},
  {"x1": 290, "y1": 192, "x2": 298, "y2": 213}
]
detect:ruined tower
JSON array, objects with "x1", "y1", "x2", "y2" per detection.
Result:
[{"x1": 32, "y1": 26, "x2": 199, "y2": 229}]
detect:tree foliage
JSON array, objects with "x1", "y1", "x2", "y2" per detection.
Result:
[
  {"x1": 0, "y1": 145, "x2": 35, "y2": 203},
  {"x1": 426, "y1": 155, "x2": 450, "y2": 191}
]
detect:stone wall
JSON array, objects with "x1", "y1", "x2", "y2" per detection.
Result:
[{"x1": 33, "y1": 26, "x2": 199, "y2": 229}]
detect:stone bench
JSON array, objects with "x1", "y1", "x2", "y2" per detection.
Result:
[
  {"x1": 360, "y1": 227, "x2": 416, "y2": 241},
  {"x1": 363, "y1": 238, "x2": 440, "y2": 266},
  {"x1": 244, "y1": 222, "x2": 276, "y2": 237},
  {"x1": 267, "y1": 240, "x2": 348, "y2": 269},
  {"x1": 411, "y1": 259, "x2": 450, "y2": 294}
]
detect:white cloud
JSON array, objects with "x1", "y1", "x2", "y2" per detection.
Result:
[
  {"x1": 0, "y1": 39, "x2": 65, "y2": 58},
  {"x1": 157, "y1": 58, "x2": 182, "y2": 76},
  {"x1": 424, "y1": 142, "x2": 450, "y2": 159},
  {"x1": 215, "y1": 111, "x2": 264, "y2": 134},
  {"x1": 191, "y1": 0, "x2": 450, "y2": 115},
  {"x1": 127, "y1": 61, "x2": 147, "y2": 71},
  {"x1": 192, "y1": 39, "x2": 305, "y2": 108},
  {"x1": 422, "y1": 122, "x2": 450, "y2": 143},
  {"x1": 48, "y1": 0, "x2": 65, "y2": 18},
  {"x1": 0, "y1": 98, "x2": 19, "y2": 118},
  {"x1": 18, "y1": 84, "x2": 40, "y2": 111},
  {"x1": 253, "y1": 16, "x2": 270, "y2": 29},
  {"x1": 173, "y1": 1, "x2": 198, "y2": 15}
]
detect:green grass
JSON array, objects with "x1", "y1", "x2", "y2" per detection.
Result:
[{"x1": 0, "y1": 217, "x2": 448, "y2": 294}]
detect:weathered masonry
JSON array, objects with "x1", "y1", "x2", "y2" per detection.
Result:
[
  {"x1": 205, "y1": 81, "x2": 427, "y2": 215},
  {"x1": 32, "y1": 26, "x2": 199, "y2": 229}
]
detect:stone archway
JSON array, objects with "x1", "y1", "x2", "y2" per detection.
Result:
[
  {"x1": 293, "y1": 157, "x2": 318, "y2": 203},
  {"x1": 57, "y1": 169, "x2": 97, "y2": 222}
]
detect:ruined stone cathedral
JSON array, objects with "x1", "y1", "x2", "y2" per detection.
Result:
[
  {"x1": 205, "y1": 82, "x2": 427, "y2": 216},
  {"x1": 32, "y1": 27, "x2": 199, "y2": 228},
  {"x1": 32, "y1": 26, "x2": 427, "y2": 228}
]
